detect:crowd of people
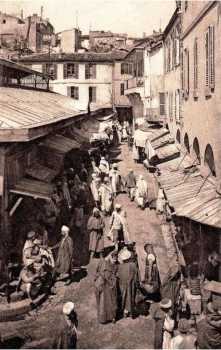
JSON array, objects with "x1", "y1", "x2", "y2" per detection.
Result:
[{"x1": 2, "y1": 117, "x2": 221, "y2": 349}]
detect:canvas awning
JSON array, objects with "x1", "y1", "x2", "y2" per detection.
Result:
[
  {"x1": 158, "y1": 165, "x2": 221, "y2": 228},
  {"x1": 26, "y1": 164, "x2": 59, "y2": 183},
  {"x1": 10, "y1": 178, "x2": 54, "y2": 200},
  {"x1": 156, "y1": 144, "x2": 180, "y2": 162},
  {"x1": 39, "y1": 134, "x2": 81, "y2": 154}
]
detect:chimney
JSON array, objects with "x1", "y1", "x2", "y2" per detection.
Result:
[
  {"x1": 40, "y1": 6, "x2": 43, "y2": 19},
  {"x1": 21, "y1": 9, "x2": 23, "y2": 19},
  {"x1": 143, "y1": 32, "x2": 146, "y2": 38}
]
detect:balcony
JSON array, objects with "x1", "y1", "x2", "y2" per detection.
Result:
[{"x1": 125, "y1": 77, "x2": 144, "y2": 97}]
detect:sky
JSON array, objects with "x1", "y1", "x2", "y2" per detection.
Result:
[{"x1": 0, "y1": 0, "x2": 176, "y2": 37}]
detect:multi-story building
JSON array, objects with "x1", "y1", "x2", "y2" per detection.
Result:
[
  {"x1": 18, "y1": 51, "x2": 131, "y2": 115},
  {"x1": 157, "y1": 1, "x2": 221, "y2": 280},
  {"x1": 163, "y1": 6, "x2": 182, "y2": 140},
  {"x1": 0, "y1": 11, "x2": 54, "y2": 56},
  {"x1": 124, "y1": 33, "x2": 165, "y2": 126},
  {"x1": 89, "y1": 30, "x2": 127, "y2": 52},
  {"x1": 55, "y1": 28, "x2": 81, "y2": 53},
  {"x1": 180, "y1": 1, "x2": 221, "y2": 180}
]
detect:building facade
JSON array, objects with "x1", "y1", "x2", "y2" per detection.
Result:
[
  {"x1": 124, "y1": 34, "x2": 165, "y2": 126},
  {"x1": 180, "y1": 1, "x2": 221, "y2": 181},
  {"x1": 19, "y1": 51, "x2": 131, "y2": 113},
  {"x1": 55, "y1": 28, "x2": 81, "y2": 53},
  {"x1": 163, "y1": 7, "x2": 182, "y2": 140},
  {"x1": 0, "y1": 11, "x2": 54, "y2": 56}
]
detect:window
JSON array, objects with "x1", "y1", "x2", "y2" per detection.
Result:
[
  {"x1": 167, "y1": 39, "x2": 171, "y2": 72},
  {"x1": 175, "y1": 90, "x2": 180, "y2": 122},
  {"x1": 183, "y1": 48, "x2": 189, "y2": 97},
  {"x1": 2, "y1": 19, "x2": 6, "y2": 24},
  {"x1": 193, "y1": 38, "x2": 198, "y2": 92},
  {"x1": 42, "y1": 63, "x2": 57, "y2": 79},
  {"x1": 64, "y1": 63, "x2": 79, "y2": 79},
  {"x1": 175, "y1": 29, "x2": 180, "y2": 66},
  {"x1": 89, "y1": 86, "x2": 96, "y2": 102},
  {"x1": 121, "y1": 63, "x2": 133, "y2": 75},
  {"x1": 205, "y1": 25, "x2": 215, "y2": 93},
  {"x1": 136, "y1": 60, "x2": 144, "y2": 77},
  {"x1": 169, "y1": 92, "x2": 173, "y2": 121},
  {"x1": 85, "y1": 64, "x2": 96, "y2": 79},
  {"x1": 184, "y1": 0, "x2": 188, "y2": 11},
  {"x1": 70, "y1": 86, "x2": 79, "y2": 100},
  {"x1": 120, "y1": 83, "x2": 124, "y2": 96},
  {"x1": 159, "y1": 92, "x2": 165, "y2": 116},
  {"x1": 121, "y1": 63, "x2": 126, "y2": 75}
]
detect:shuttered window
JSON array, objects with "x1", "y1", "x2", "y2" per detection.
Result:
[
  {"x1": 63, "y1": 63, "x2": 79, "y2": 79},
  {"x1": 85, "y1": 64, "x2": 96, "y2": 79},
  {"x1": 159, "y1": 92, "x2": 165, "y2": 116},
  {"x1": 175, "y1": 90, "x2": 180, "y2": 122},
  {"x1": 169, "y1": 92, "x2": 173, "y2": 121},
  {"x1": 89, "y1": 86, "x2": 96, "y2": 102},
  {"x1": 70, "y1": 86, "x2": 79, "y2": 100},
  {"x1": 43, "y1": 63, "x2": 57, "y2": 79},
  {"x1": 120, "y1": 83, "x2": 124, "y2": 95},
  {"x1": 209, "y1": 25, "x2": 215, "y2": 89},
  {"x1": 205, "y1": 29, "x2": 209, "y2": 88},
  {"x1": 193, "y1": 38, "x2": 198, "y2": 90},
  {"x1": 183, "y1": 48, "x2": 189, "y2": 97},
  {"x1": 205, "y1": 25, "x2": 215, "y2": 92}
]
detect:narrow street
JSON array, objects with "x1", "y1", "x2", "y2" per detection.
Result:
[{"x1": 0, "y1": 144, "x2": 171, "y2": 349}]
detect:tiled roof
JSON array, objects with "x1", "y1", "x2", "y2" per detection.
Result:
[{"x1": 18, "y1": 50, "x2": 128, "y2": 63}]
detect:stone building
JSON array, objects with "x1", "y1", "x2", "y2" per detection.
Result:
[
  {"x1": 163, "y1": 6, "x2": 182, "y2": 140},
  {"x1": 18, "y1": 51, "x2": 131, "y2": 115},
  {"x1": 180, "y1": 1, "x2": 221, "y2": 180},
  {"x1": 0, "y1": 11, "x2": 54, "y2": 56},
  {"x1": 124, "y1": 34, "x2": 165, "y2": 126},
  {"x1": 55, "y1": 28, "x2": 82, "y2": 53}
]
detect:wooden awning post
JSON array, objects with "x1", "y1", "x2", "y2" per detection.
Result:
[{"x1": 199, "y1": 223, "x2": 204, "y2": 275}]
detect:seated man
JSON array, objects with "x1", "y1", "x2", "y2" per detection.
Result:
[
  {"x1": 22, "y1": 231, "x2": 36, "y2": 267},
  {"x1": 17, "y1": 262, "x2": 40, "y2": 299}
]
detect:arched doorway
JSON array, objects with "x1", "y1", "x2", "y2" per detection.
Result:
[
  {"x1": 193, "y1": 138, "x2": 201, "y2": 164},
  {"x1": 204, "y1": 144, "x2": 216, "y2": 176},
  {"x1": 176, "y1": 129, "x2": 181, "y2": 143},
  {"x1": 184, "y1": 133, "x2": 190, "y2": 153}
]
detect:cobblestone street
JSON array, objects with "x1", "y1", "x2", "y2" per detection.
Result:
[{"x1": 0, "y1": 144, "x2": 170, "y2": 349}]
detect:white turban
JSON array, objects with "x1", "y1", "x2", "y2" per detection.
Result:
[
  {"x1": 61, "y1": 225, "x2": 70, "y2": 233},
  {"x1": 63, "y1": 302, "x2": 75, "y2": 315}
]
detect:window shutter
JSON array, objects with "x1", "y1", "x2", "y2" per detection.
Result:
[
  {"x1": 181, "y1": 50, "x2": 184, "y2": 90},
  {"x1": 209, "y1": 25, "x2": 215, "y2": 89},
  {"x1": 63, "y1": 63, "x2": 67, "y2": 79},
  {"x1": 205, "y1": 29, "x2": 209, "y2": 88},
  {"x1": 75, "y1": 63, "x2": 79, "y2": 79},
  {"x1": 67, "y1": 86, "x2": 71, "y2": 97},
  {"x1": 193, "y1": 38, "x2": 198, "y2": 90},
  {"x1": 176, "y1": 35, "x2": 180, "y2": 65},
  {"x1": 186, "y1": 49, "x2": 189, "y2": 94}
]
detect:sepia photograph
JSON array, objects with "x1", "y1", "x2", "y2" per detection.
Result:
[{"x1": 0, "y1": 0, "x2": 220, "y2": 348}]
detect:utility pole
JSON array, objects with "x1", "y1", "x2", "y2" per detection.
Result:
[{"x1": 76, "y1": 10, "x2": 78, "y2": 29}]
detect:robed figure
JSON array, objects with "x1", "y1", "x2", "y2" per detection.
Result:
[
  {"x1": 94, "y1": 251, "x2": 118, "y2": 324},
  {"x1": 54, "y1": 226, "x2": 73, "y2": 278},
  {"x1": 118, "y1": 248, "x2": 139, "y2": 317}
]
